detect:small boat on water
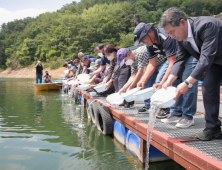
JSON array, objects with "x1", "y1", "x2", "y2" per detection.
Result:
[{"x1": 35, "y1": 80, "x2": 62, "y2": 91}]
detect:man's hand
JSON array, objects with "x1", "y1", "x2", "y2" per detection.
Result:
[
  {"x1": 119, "y1": 87, "x2": 126, "y2": 95},
  {"x1": 89, "y1": 73, "x2": 94, "y2": 77},
  {"x1": 127, "y1": 85, "x2": 135, "y2": 92},
  {"x1": 153, "y1": 83, "x2": 162, "y2": 90},
  {"x1": 137, "y1": 81, "x2": 145, "y2": 89},
  {"x1": 102, "y1": 79, "x2": 107, "y2": 85},
  {"x1": 88, "y1": 85, "x2": 95, "y2": 90},
  {"x1": 162, "y1": 80, "x2": 173, "y2": 89},
  {"x1": 162, "y1": 74, "x2": 178, "y2": 89},
  {"x1": 174, "y1": 82, "x2": 188, "y2": 100}
]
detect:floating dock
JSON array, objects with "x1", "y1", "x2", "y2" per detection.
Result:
[{"x1": 73, "y1": 86, "x2": 222, "y2": 170}]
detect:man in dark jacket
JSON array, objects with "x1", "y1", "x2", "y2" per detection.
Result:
[
  {"x1": 35, "y1": 59, "x2": 43, "y2": 84},
  {"x1": 159, "y1": 7, "x2": 222, "y2": 140}
]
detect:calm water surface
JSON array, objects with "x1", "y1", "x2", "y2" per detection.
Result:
[{"x1": 0, "y1": 78, "x2": 184, "y2": 170}]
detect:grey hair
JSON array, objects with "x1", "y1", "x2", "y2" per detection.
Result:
[
  {"x1": 78, "y1": 52, "x2": 85, "y2": 58},
  {"x1": 159, "y1": 7, "x2": 187, "y2": 28}
]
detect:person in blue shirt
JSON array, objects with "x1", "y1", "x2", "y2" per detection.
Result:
[
  {"x1": 66, "y1": 58, "x2": 78, "y2": 69},
  {"x1": 81, "y1": 56, "x2": 97, "y2": 74},
  {"x1": 89, "y1": 44, "x2": 110, "y2": 77},
  {"x1": 78, "y1": 52, "x2": 96, "y2": 73}
]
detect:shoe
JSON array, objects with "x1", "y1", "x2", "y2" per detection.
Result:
[
  {"x1": 175, "y1": 118, "x2": 195, "y2": 128},
  {"x1": 197, "y1": 128, "x2": 222, "y2": 141},
  {"x1": 156, "y1": 108, "x2": 170, "y2": 119},
  {"x1": 119, "y1": 103, "x2": 125, "y2": 107},
  {"x1": 124, "y1": 103, "x2": 134, "y2": 109},
  {"x1": 129, "y1": 105, "x2": 135, "y2": 109},
  {"x1": 138, "y1": 107, "x2": 149, "y2": 114},
  {"x1": 161, "y1": 114, "x2": 181, "y2": 123},
  {"x1": 124, "y1": 105, "x2": 135, "y2": 109}
]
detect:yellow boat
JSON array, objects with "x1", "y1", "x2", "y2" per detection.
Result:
[{"x1": 35, "y1": 81, "x2": 62, "y2": 91}]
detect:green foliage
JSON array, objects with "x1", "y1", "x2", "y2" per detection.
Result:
[
  {"x1": 43, "y1": 59, "x2": 66, "y2": 70},
  {"x1": 118, "y1": 33, "x2": 134, "y2": 48},
  {"x1": 0, "y1": 0, "x2": 221, "y2": 69}
]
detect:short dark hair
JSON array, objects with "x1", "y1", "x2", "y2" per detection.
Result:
[
  {"x1": 94, "y1": 43, "x2": 104, "y2": 52},
  {"x1": 73, "y1": 59, "x2": 80, "y2": 63},
  {"x1": 102, "y1": 44, "x2": 120, "y2": 56},
  {"x1": 81, "y1": 56, "x2": 88, "y2": 62},
  {"x1": 63, "y1": 64, "x2": 68, "y2": 67}
]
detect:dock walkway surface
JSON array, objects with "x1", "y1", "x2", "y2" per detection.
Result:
[{"x1": 76, "y1": 86, "x2": 222, "y2": 170}]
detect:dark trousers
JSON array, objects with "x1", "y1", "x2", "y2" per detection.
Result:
[
  {"x1": 202, "y1": 63, "x2": 222, "y2": 130},
  {"x1": 36, "y1": 74, "x2": 42, "y2": 84}
]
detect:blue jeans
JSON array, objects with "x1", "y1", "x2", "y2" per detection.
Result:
[
  {"x1": 36, "y1": 74, "x2": 42, "y2": 84},
  {"x1": 170, "y1": 56, "x2": 198, "y2": 120},
  {"x1": 144, "y1": 60, "x2": 169, "y2": 108}
]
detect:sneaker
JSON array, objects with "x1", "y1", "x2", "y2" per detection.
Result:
[
  {"x1": 175, "y1": 118, "x2": 195, "y2": 128},
  {"x1": 197, "y1": 128, "x2": 222, "y2": 141},
  {"x1": 130, "y1": 105, "x2": 135, "y2": 109},
  {"x1": 161, "y1": 114, "x2": 181, "y2": 123},
  {"x1": 156, "y1": 108, "x2": 170, "y2": 119},
  {"x1": 124, "y1": 103, "x2": 134, "y2": 109},
  {"x1": 119, "y1": 103, "x2": 125, "y2": 107},
  {"x1": 138, "y1": 107, "x2": 149, "y2": 114}
]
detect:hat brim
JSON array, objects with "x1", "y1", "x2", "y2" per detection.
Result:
[
  {"x1": 134, "y1": 23, "x2": 155, "y2": 46},
  {"x1": 134, "y1": 31, "x2": 147, "y2": 46}
]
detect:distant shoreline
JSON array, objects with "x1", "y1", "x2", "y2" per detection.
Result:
[{"x1": 0, "y1": 67, "x2": 66, "y2": 79}]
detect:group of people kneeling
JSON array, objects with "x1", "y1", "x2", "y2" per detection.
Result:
[{"x1": 64, "y1": 7, "x2": 222, "y2": 141}]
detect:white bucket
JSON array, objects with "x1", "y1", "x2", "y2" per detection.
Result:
[
  {"x1": 106, "y1": 93, "x2": 124, "y2": 105},
  {"x1": 94, "y1": 84, "x2": 107, "y2": 93},
  {"x1": 151, "y1": 86, "x2": 176, "y2": 108},
  {"x1": 89, "y1": 91, "x2": 97, "y2": 96},
  {"x1": 78, "y1": 84, "x2": 89, "y2": 91},
  {"x1": 77, "y1": 74, "x2": 90, "y2": 84},
  {"x1": 133, "y1": 87, "x2": 155, "y2": 101},
  {"x1": 121, "y1": 88, "x2": 140, "y2": 102}
]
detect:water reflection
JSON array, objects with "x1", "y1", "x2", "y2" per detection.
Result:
[{"x1": 0, "y1": 79, "x2": 183, "y2": 170}]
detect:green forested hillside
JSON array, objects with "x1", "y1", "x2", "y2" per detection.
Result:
[{"x1": 0, "y1": 0, "x2": 221, "y2": 69}]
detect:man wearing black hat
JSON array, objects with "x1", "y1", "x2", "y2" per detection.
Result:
[
  {"x1": 134, "y1": 23, "x2": 198, "y2": 128},
  {"x1": 133, "y1": 22, "x2": 176, "y2": 115}
]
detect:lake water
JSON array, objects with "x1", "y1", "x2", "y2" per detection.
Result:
[{"x1": 0, "y1": 78, "x2": 185, "y2": 170}]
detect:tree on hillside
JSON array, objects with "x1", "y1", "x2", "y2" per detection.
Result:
[{"x1": 0, "y1": 0, "x2": 221, "y2": 69}]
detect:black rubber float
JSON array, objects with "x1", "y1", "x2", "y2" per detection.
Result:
[
  {"x1": 96, "y1": 105, "x2": 113, "y2": 135},
  {"x1": 91, "y1": 102, "x2": 100, "y2": 124}
]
